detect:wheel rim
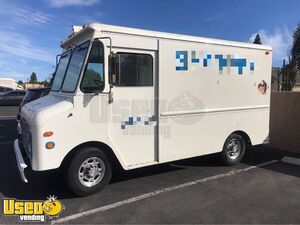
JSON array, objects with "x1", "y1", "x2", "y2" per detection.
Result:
[
  {"x1": 78, "y1": 157, "x2": 105, "y2": 187},
  {"x1": 226, "y1": 138, "x2": 241, "y2": 160}
]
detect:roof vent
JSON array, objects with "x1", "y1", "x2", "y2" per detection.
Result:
[{"x1": 72, "y1": 25, "x2": 83, "y2": 33}]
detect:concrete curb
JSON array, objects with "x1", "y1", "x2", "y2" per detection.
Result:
[{"x1": 281, "y1": 156, "x2": 300, "y2": 166}]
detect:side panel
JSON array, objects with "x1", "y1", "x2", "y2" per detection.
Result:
[{"x1": 158, "y1": 39, "x2": 271, "y2": 163}]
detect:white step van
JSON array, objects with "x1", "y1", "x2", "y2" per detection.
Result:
[{"x1": 14, "y1": 23, "x2": 272, "y2": 196}]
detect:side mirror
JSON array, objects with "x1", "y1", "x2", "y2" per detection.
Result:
[{"x1": 109, "y1": 53, "x2": 116, "y2": 85}]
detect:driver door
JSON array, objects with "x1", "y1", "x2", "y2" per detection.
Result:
[{"x1": 108, "y1": 49, "x2": 157, "y2": 168}]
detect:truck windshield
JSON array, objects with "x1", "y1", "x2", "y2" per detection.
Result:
[
  {"x1": 51, "y1": 51, "x2": 71, "y2": 91},
  {"x1": 51, "y1": 41, "x2": 90, "y2": 92}
]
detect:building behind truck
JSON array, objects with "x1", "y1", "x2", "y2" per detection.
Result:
[
  {"x1": 14, "y1": 23, "x2": 272, "y2": 196},
  {"x1": 0, "y1": 78, "x2": 23, "y2": 94}
]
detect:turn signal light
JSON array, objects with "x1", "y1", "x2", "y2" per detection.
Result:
[
  {"x1": 43, "y1": 131, "x2": 53, "y2": 137},
  {"x1": 46, "y1": 142, "x2": 55, "y2": 149}
]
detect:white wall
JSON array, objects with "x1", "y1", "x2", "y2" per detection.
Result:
[{"x1": 0, "y1": 78, "x2": 18, "y2": 89}]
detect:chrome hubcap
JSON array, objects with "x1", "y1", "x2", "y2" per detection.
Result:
[
  {"x1": 78, "y1": 157, "x2": 105, "y2": 187},
  {"x1": 226, "y1": 138, "x2": 241, "y2": 160}
]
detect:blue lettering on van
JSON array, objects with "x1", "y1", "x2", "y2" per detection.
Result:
[
  {"x1": 215, "y1": 54, "x2": 227, "y2": 71},
  {"x1": 250, "y1": 62, "x2": 255, "y2": 71},
  {"x1": 203, "y1": 54, "x2": 211, "y2": 67},
  {"x1": 176, "y1": 51, "x2": 254, "y2": 75},
  {"x1": 176, "y1": 51, "x2": 188, "y2": 71},
  {"x1": 230, "y1": 58, "x2": 247, "y2": 75},
  {"x1": 191, "y1": 51, "x2": 200, "y2": 63}
]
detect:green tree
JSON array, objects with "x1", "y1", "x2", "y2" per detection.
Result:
[
  {"x1": 29, "y1": 72, "x2": 38, "y2": 84},
  {"x1": 39, "y1": 79, "x2": 50, "y2": 87},
  {"x1": 280, "y1": 23, "x2": 300, "y2": 91},
  {"x1": 280, "y1": 58, "x2": 297, "y2": 91},
  {"x1": 253, "y1": 34, "x2": 262, "y2": 44},
  {"x1": 291, "y1": 24, "x2": 300, "y2": 70}
]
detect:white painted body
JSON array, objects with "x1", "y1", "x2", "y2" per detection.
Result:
[{"x1": 21, "y1": 23, "x2": 272, "y2": 171}]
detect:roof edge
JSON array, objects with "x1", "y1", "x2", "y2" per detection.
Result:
[{"x1": 62, "y1": 23, "x2": 272, "y2": 51}]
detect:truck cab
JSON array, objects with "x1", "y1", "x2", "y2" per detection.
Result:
[{"x1": 15, "y1": 23, "x2": 158, "y2": 196}]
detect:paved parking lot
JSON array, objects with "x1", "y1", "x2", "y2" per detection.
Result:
[{"x1": 0, "y1": 106, "x2": 299, "y2": 224}]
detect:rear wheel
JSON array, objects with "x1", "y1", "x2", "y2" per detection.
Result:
[
  {"x1": 221, "y1": 134, "x2": 246, "y2": 165},
  {"x1": 66, "y1": 147, "x2": 112, "y2": 196}
]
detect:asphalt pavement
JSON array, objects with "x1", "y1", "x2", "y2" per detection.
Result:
[{"x1": 0, "y1": 106, "x2": 299, "y2": 224}]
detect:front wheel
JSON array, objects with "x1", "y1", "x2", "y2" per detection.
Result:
[
  {"x1": 66, "y1": 147, "x2": 112, "y2": 196},
  {"x1": 221, "y1": 134, "x2": 246, "y2": 165}
]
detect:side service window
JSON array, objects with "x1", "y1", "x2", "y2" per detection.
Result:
[{"x1": 115, "y1": 53, "x2": 153, "y2": 86}]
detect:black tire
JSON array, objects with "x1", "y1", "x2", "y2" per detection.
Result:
[
  {"x1": 66, "y1": 147, "x2": 112, "y2": 196},
  {"x1": 221, "y1": 134, "x2": 246, "y2": 165}
]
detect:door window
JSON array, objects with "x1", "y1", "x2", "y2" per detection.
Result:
[
  {"x1": 115, "y1": 53, "x2": 153, "y2": 86},
  {"x1": 81, "y1": 41, "x2": 104, "y2": 93}
]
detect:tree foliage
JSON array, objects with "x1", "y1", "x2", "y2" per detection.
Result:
[
  {"x1": 280, "y1": 58, "x2": 298, "y2": 91},
  {"x1": 279, "y1": 24, "x2": 300, "y2": 91},
  {"x1": 29, "y1": 72, "x2": 38, "y2": 84},
  {"x1": 253, "y1": 34, "x2": 262, "y2": 44},
  {"x1": 291, "y1": 24, "x2": 300, "y2": 70},
  {"x1": 39, "y1": 79, "x2": 50, "y2": 87}
]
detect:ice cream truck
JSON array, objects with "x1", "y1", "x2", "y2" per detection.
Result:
[{"x1": 14, "y1": 23, "x2": 272, "y2": 196}]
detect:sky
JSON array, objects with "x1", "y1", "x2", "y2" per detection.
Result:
[{"x1": 0, "y1": 0, "x2": 299, "y2": 82}]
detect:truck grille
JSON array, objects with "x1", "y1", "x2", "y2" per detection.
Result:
[{"x1": 21, "y1": 119, "x2": 32, "y2": 159}]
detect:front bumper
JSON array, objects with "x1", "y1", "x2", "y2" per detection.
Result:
[{"x1": 13, "y1": 139, "x2": 28, "y2": 183}]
